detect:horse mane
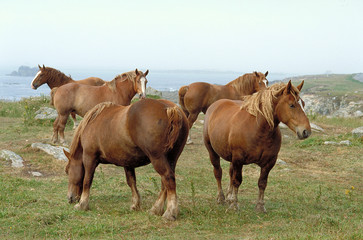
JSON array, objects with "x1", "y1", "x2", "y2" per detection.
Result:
[
  {"x1": 69, "y1": 102, "x2": 116, "y2": 156},
  {"x1": 226, "y1": 72, "x2": 262, "y2": 95},
  {"x1": 240, "y1": 82, "x2": 300, "y2": 129},
  {"x1": 106, "y1": 71, "x2": 138, "y2": 91},
  {"x1": 43, "y1": 67, "x2": 73, "y2": 84}
]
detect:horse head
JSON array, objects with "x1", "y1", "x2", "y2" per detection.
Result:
[
  {"x1": 134, "y1": 69, "x2": 149, "y2": 99},
  {"x1": 31, "y1": 64, "x2": 47, "y2": 89},
  {"x1": 254, "y1": 71, "x2": 269, "y2": 91},
  {"x1": 275, "y1": 80, "x2": 311, "y2": 139}
]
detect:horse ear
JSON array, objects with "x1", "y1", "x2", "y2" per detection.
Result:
[
  {"x1": 135, "y1": 69, "x2": 139, "y2": 75},
  {"x1": 144, "y1": 69, "x2": 149, "y2": 76},
  {"x1": 63, "y1": 149, "x2": 71, "y2": 161},
  {"x1": 297, "y1": 80, "x2": 304, "y2": 91},
  {"x1": 265, "y1": 71, "x2": 268, "y2": 77},
  {"x1": 43, "y1": 64, "x2": 45, "y2": 69},
  {"x1": 38, "y1": 64, "x2": 41, "y2": 69},
  {"x1": 284, "y1": 80, "x2": 292, "y2": 95},
  {"x1": 254, "y1": 71, "x2": 259, "y2": 77}
]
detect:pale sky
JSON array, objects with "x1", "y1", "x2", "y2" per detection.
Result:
[{"x1": 1, "y1": 0, "x2": 362, "y2": 74}]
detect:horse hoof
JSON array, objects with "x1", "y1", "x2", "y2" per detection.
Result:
[
  {"x1": 130, "y1": 204, "x2": 141, "y2": 211},
  {"x1": 217, "y1": 194, "x2": 225, "y2": 204},
  {"x1": 186, "y1": 140, "x2": 193, "y2": 145},
  {"x1": 226, "y1": 202, "x2": 239, "y2": 212},
  {"x1": 150, "y1": 206, "x2": 164, "y2": 216},
  {"x1": 162, "y1": 211, "x2": 177, "y2": 221},
  {"x1": 255, "y1": 204, "x2": 267, "y2": 213},
  {"x1": 74, "y1": 203, "x2": 89, "y2": 211}
]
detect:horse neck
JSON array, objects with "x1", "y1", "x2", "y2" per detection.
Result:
[
  {"x1": 115, "y1": 79, "x2": 136, "y2": 104},
  {"x1": 47, "y1": 71, "x2": 74, "y2": 89}
]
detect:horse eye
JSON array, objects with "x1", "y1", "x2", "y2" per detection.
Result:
[{"x1": 290, "y1": 104, "x2": 295, "y2": 108}]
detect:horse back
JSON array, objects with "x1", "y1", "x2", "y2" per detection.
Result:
[{"x1": 77, "y1": 77, "x2": 105, "y2": 86}]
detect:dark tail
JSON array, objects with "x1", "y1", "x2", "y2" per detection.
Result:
[
  {"x1": 50, "y1": 87, "x2": 58, "y2": 106},
  {"x1": 178, "y1": 85, "x2": 189, "y2": 113},
  {"x1": 165, "y1": 106, "x2": 184, "y2": 151}
]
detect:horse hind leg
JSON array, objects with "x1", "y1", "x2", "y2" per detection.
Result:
[
  {"x1": 124, "y1": 167, "x2": 141, "y2": 211},
  {"x1": 75, "y1": 153, "x2": 97, "y2": 211},
  {"x1": 150, "y1": 155, "x2": 178, "y2": 221},
  {"x1": 58, "y1": 114, "x2": 69, "y2": 145},
  {"x1": 52, "y1": 116, "x2": 60, "y2": 143},
  {"x1": 226, "y1": 159, "x2": 243, "y2": 211},
  {"x1": 71, "y1": 112, "x2": 78, "y2": 130},
  {"x1": 186, "y1": 112, "x2": 199, "y2": 144}
]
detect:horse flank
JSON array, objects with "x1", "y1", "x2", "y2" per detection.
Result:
[
  {"x1": 226, "y1": 72, "x2": 261, "y2": 95},
  {"x1": 69, "y1": 102, "x2": 116, "y2": 156},
  {"x1": 240, "y1": 82, "x2": 300, "y2": 128},
  {"x1": 165, "y1": 106, "x2": 184, "y2": 151}
]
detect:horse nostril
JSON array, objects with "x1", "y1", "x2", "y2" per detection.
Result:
[{"x1": 303, "y1": 130, "x2": 309, "y2": 138}]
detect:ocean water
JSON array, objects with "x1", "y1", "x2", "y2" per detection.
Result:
[{"x1": 0, "y1": 70, "x2": 290, "y2": 101}]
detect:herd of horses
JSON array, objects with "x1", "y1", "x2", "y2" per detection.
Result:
[{"x1": 31, "y1": 65, "x2": 311, "y2": 221}]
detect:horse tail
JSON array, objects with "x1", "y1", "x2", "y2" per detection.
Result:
[
  {"x1": 165, "y1": 106, "x2": 184, "y2": 151},
  {"x1": 178, "y1": 85, "x2": 189, "y2": 112},
  {"x1": 50, "y1": 87, "x2": 59, "y2": 106}
]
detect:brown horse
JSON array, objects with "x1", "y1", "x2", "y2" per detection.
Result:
[
  {"x1": 203, "y1": 80, "x2": 311, "y2": 212},
  {"x1": 63, "y1": 99, "x2": 188, "y2": 221},
  {"x1": 51, "y1": 69, "x2": 148, "y2": 144},
  {"x1": 31, "y1": 65, "x2": 106, "y2": 128},
  {"x1": 179, "y1": 71, "x2": 269, "y2": 144}
]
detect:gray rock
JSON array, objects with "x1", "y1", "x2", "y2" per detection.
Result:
[
  {"x1": 324, "y1": 141, "x2": 338, "y2": 145},
  {"x1": 352, "y1": 126, "x2": 363, "y2": 137},
  {"x1": 0, "y1": 150, "x2": 24, "y2": 167},
  {"x1": 354, "y1": 110, "x2": 363, "y2": 117},
  {"x1": 310, "y1": 123, "x2": 324, "y2": 132},
  {"x1": 276, "y1": 159, "x2": 287, "y2": 165},
  {"x1": 31, "y1": 143, "x2": 69, "y2": 161},
  {"x1": 339, "y1": 140, "x2": 351, "y2": 146},
  {"x1": 34, "y1": 107, "x2": 58, "y2": 120},
  {"x1": 146, "y1": 87, "x2": 162, "y2": 97},
  {"x1": 30, "y1": 171, "x2": 43, "y2": 177},
  {"x1": 279, "y1": 123, "x2": 288, "y2": 129}
]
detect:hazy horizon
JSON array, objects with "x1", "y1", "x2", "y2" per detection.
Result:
[{"x1": 1, "y1": 0, "x2": 362, "y2": 75}]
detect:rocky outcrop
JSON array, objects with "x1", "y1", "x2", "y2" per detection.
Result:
[
  {"x1": 352, "y1": 127, "x2": 363, "y2": 137},
  {"x1": 302, "y1": 94, "x2": 363, "y2": 118},
  {"x1": 34, "y1": 107, "x2": 58, "y2": 120}
]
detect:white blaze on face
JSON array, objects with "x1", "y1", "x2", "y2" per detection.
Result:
[
  {"x1": 140, "y1": 77, "x2": 146, "y2": 95},
  {"x1": 299, "y1": 98, "x2": 306, "y2": 113},
  {"x1": 263, "y1": 79, "x2": 268, "y2": 87},
  {"x1": 31, "y1": 71, "x2": 41, "y2": 89}
]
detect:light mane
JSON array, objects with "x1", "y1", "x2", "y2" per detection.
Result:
[
  {"x1": 106, "y1": 71, "x2": 138, "y2": 91},
  {"x1": 69, "y1": 102, "x2": 116, "y2": 156},
  {"x1": 226, "y1": 72, "x2": 262, "y2": 95},
  {"x1": 240, "y1": 82, "x2": 300, "y2": 128}
]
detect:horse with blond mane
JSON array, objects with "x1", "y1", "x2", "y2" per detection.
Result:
[
  {"x1": 203, "y1": 80, "x2": 311, "y2": 212},
  {"x1": 179, "y1": 71, "x2": 269, "y2": 144},
  {"x1": 31, "y1": 65, "x2": 106, "y2": 128},
  {"x1": 51, "y1": 69, "x2": 148, "y2": 144},
  {"x1": 63, "y1": 99, "x2": 188, "y2": 221}
]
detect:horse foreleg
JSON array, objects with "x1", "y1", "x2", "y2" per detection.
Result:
[
  {"x1": 226, "y1": 159, "x2": 243, "y2": 211},
  {"x1": 58, "y1": 114, "x2": 69, "y2": 145},
  {"x1": 150, "y1": 156, "x2": 178, "y2": 221},
  {"x1": 256, "y1": 161, "x2": 275, "y2": 213},
  {"x1": 71, "y1": 112, "x2": 78, "y2": 130},
  {"x1": 75, "y1": 153, "x2": 97, "y2": 211},
  {"x1": 52, "y1": 117, "x2": 59, "y2": 143},
  {"x1": 67, "y1": 157, "x2": 84, "y2": 203},
  {"x1": 124, "y1": 167, "x2": 140, "y2": 211},
  {"x1": 206, "y1": 141, "x2": 224, "y2": 204}
]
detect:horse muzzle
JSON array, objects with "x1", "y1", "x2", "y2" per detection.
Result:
[
  {"x1": 139, "y1": 93, "x2": 146, "y2": 99},
  {"x1": 296, "y1": 127, "x2": 311, "y2": 139},
  {"x1": 31, "y1": 84, "x2": 38, "y2": 90}
]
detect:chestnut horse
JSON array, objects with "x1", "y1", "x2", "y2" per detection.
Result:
[
  {"x1": 63, "y1": 99, "x2": 188, "y2": 221},
  {"x1": 203, "y1": 80, "x2": 311, "y2": 212},
  {"x1": 51, "y1": 69, "x2": 148, "y2": 144},
  {"x1": 31, "y1": 65, "x2": 106, "y2": 128},
  {"x1": 179, "y1": 71, "x2": 269, "y2": 144}
]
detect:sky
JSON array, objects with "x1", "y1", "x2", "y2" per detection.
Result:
[{"x1": 1, "y1": 0, "x2": 362, "y2": 75}]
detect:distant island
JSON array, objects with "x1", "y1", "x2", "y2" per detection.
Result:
[{"x1": 7, "y1": 66, "x2": 38, "y2": 77}]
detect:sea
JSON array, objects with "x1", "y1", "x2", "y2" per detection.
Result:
[{"x1": 0, "y1": 69, "x2": 292, "y2": 101}]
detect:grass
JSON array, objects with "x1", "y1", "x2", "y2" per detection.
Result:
[{"x1": 0, "y1": 96, "x2": 362, "y2": 239}]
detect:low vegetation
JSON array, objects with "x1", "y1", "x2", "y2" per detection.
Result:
[{"x1": 0, "y1": 95, "x2": 362, "y2": 239}]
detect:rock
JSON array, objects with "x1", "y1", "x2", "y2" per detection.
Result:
[
  {"x1": 352, "y1": 127, "x2": 363, "y2": 137},
  {"x1": 0, "y1": 150, "x2": 24, "y2": 167},
  {"x1": 279, "y1": 123, "x2": 288, "y2": 129},
  {"x1": 339, "y1": 140, "x2": 351, "y2": 146},
  {"x1": 146, "y1": 87, "x2": 162, "y2": 97},
  {"x1": 30, "y1": 171, "x2": 43, "y2": 177},
  {"x1": 310, "y1": 123, "x2": 324, "y2": 132},
  {"x1": 31, "y1": 143, "x2": 69, "y2": 161},
  {"x1": 276, "y1": 159, "x2": 287, "y2": 165},
  {"x1": 34, "y1": 107, "x2": 58, "y2": 120},
  {"x1": 354, "y1": 111, "x2": 363, "y2": 117},
  {"x1": 324, "y1": 141, "x2": 338, "y2": 145}
]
